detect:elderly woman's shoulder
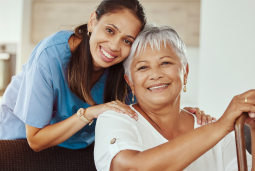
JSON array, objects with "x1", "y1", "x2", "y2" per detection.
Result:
[{"x1": 97, "y1": 110, "x2": 136, "y2": 123}]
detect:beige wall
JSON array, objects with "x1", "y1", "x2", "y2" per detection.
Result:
[
  {"x1": 17, "y1": 0, "x2": 201, "y2": 107},
  {"x1": 31, "y1": 0, "x2": 200, "y2": 46}
]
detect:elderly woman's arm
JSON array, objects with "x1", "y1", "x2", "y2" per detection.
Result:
[
  {"x1": 95, "y1": 90, "x2": 255, "y2": 171},
  {"x1": 94, "y1": 111, "x2": 228, "y2": 171},
  {"x1": 110, "y1": 121, "x2": 227, "y2": 171}
]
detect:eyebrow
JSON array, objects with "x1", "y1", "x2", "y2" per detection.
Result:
[
  {"x1": 159, "y1": 56, "x2": 173, "y2": 59},
  {"x1": 108, "y1": 24, "x2": 135, "y2": 40},
  {"x1": 135, "y1": 60, "x2": 148, "y2": 66}
]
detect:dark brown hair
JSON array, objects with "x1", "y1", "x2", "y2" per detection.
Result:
[{"x1": 68, "y1": 0, "x2": 146, "y2": 105}]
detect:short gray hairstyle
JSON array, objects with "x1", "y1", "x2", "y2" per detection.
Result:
[{"x1": 123, "y1": 24, "x2": 188, "y2": 83}]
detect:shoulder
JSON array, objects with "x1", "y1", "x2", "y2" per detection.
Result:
[
  {"x1": 27, "y1": 31, "x2": 73, "y2": 74},
  {"x1": 98, "y1": 110, "x2": 135, "y2": 125},
  {"x1": 35, "y1": 30, "x2": 73, "y2": 56}
]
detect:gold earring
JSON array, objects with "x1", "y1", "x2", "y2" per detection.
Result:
[
  {"x1": 132, "y1": 92, "x2": 135, "y2": 103},
  {"x1": 87, "y1": 30, "x2": 91, "y2": 37},
  {"x1": 183, "y1": 79, "x2": 187, "y2": 92}
]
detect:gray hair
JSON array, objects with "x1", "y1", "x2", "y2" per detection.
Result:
[{"x1": 123, "y1": 24, "x2": 188, "y2": 83}]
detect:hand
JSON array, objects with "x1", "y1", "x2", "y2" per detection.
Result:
[
  {"x1": 85, "y1": 100, "x2": 138, "y2": 121},
  {"x1": 217, "y1": 89, "x2": 255, "y2": 133},
  {"x1": 184, "y1": 107, "x2": 216, "y2": 125},
  {"x1": 245, "y1": 112, "x2": 255, "y2": 130}
]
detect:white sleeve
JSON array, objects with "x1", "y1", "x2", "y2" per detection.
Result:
[
  {"x1": 223, "y1": 132, "x2": 252, "y2": 171},
  {"x1": 94, "y1": 111, "x2": 144, "y2": 171}
]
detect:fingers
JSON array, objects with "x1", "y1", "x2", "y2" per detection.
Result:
[
  {"x1": 184, "y1": 107, "x2": 196, "y2": 114},
  {"x1": 183, "y1": 107, "x2": 216, "y2": 125},
  {"x1": 110, "y1": 100, "x2": 138, "y2": 120},
  {"x1": 200, "y1": 111, "x2": 207, "y2": 125},
  {"x1": 249, "y1": 112, "x2": 255, "y2": 118},
  {"x1": 205, "y1": 115, "x2": 212, "y2": 124},
  {"x1": 238, "y1": 89, "x2": 255, "y2": 99},
  {"x1": 238, "y1": 103, "x2": 255, "y2": 114},
  {"x1": 193, "y1": 108, "x2": 202, "y2": 125}
]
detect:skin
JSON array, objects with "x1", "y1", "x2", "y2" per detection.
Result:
[
  {"x1": 25, "y1": 10, "x2": 213, "y2": 152},
  {"x1": 109, "y1": 44, "x2": 255, "y2": 171}
]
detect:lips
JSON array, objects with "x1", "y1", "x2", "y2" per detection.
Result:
[
  {"x1": 98, "y1": 46, "x2": 118, "y2": 63},
  {"x1": 147, "y1": 83, "x2": 170, "y2": 91}
]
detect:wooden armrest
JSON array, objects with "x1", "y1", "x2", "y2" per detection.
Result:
[{"x1": 235, "y1": 112, "x2": 249, "y2": 171}]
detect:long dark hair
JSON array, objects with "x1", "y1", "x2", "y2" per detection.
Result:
[{"x1": 68, "y1": 0, "x2": 146, "y2": 105}]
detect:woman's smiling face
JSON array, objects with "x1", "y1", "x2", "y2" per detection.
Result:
[
  {"x1": 128, "y1": 43, "x2": 188, "y2": 107},
  {"x1": 88, "y1": 10, "x2": 142, "y2": 71}
]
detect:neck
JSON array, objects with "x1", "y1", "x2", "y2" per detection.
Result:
[{"x1": 134, "y1": 98, "x2": 193, "y2": 140}]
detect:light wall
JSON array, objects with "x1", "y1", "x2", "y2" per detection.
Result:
[
  {"x1": 198, "y1": 0, "x2": 255, "y2": 119},
  {"x1": 0, "y1": 0, "x2": 201, "y2": 109},
  {"x1": 0, "y1": 0, "x2": 23, "y2": 44}
]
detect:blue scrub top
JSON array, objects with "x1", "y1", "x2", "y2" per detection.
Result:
[{"x1": 0, "y1": 30, "x2": 123, "y2": 149}]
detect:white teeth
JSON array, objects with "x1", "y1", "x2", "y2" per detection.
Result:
[
  {"x1": 148, "y1": 84, "x2": 168, "y2": 90},
  {"x1": 101, "y1": 48, "x2": 115, "y2": 59}
]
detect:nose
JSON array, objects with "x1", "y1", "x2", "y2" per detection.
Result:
[
  {"x1": 108, "y1": 38, "x2": 120, "y2": 52},
  {"x1": 149, "y1": 67, "x2": 163, "y2": 80}
]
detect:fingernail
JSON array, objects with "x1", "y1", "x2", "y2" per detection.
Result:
[
  {"x1": 208, "y1": 121, "x2": 211, "y2": 123},
  {"x1": 198, "y1": 120, "x2": 201, "y2": 124},
  {"x1": 135, "y1": 116, "x2": 138, "y2": 120},
  {"x1": 250, "y1": 113, "x2": 255, "y2": 118},
  {"x1": 120, "y1": 111, "x2": 124, "y2": 114},
  {"x1": 202, "y1": 122, "x2": 205, "y2": 125},
  {"x1": 129, "y1": 114, "x2": 133, "y2": 117}
]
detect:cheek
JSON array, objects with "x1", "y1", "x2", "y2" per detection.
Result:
[
  {"x1": 121, "y1": 46, "x2": 131, "y2": 58},
  {"x1": 132, "y1": 72, "x2": 147, "y2": 92}
]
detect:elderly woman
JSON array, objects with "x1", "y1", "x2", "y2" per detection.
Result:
[{"x1": 94, "y1": 25, "x2": 255, "y2": 171}]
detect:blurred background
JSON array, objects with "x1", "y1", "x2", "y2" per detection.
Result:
[{"x1": 0, "y1": 0, "x2": 254, "y2": 119}]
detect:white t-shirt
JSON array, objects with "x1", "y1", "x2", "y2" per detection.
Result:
[{"x1": 94, "y1": 105, "x2": 252, "y2": 171}]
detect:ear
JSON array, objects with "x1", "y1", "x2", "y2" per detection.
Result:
[
  {"x1": 184, "y1": 63, "x2": 189, "y2": 82},
  {"x1": 124, "y1": 75, "x2": 134, "y2": 92},
  {"x1": 88, "y1": 11, "x2": 97, "y2": 32}
]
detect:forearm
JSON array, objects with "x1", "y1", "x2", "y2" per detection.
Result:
[
  {"x1": 112, "y1": 122, "x2": 229, "y2": 171},
  {"x1": 26, "y1": 114, "x2": 88, "y2": 152}
]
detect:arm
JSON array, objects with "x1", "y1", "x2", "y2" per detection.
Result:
[
  {"x1": 26, "y1": 100, "x2": 138, "y2": 152},
  {"x1": 110, "y1": 122, "x2": 227, "y2": 171}
]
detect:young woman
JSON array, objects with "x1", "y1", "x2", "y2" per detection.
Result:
[{"x1": 0, "y1": 0, "x2": 213, "y2": 152}]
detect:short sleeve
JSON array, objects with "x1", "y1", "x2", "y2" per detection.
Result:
[
  {"x1": 13, "y1": 50, "x2": 54, "y2": 128},
  {"x1": 222, "y1": 132, "x2": 252, "y2": 171},
  {"x1": 94, "y1": 111, "x2": 143, "y2": 171}
]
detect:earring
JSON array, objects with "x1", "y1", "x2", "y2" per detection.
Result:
[
  {"x1": 87, "y1": 30, "x2": 91, "y2": 37},
  {"x1": 183, "y1": 79, "x2": 187, "y2": 92},
  {"x1": 132, "y1": 92, "x2": 135, "y2": 103}
]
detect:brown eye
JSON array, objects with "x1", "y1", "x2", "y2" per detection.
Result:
[
  {"x1": 162, "y1": 61, "x2": 171, "y2": 65},
  {"x1": 138, "y1": 66, "x2": 147, "y2": 70},
  {"x1": 123, "y1": 39, "x2": 132, "y2": 45},
  {"x1": 106, "y1": 28, "x2": 114, "y2": 34}
]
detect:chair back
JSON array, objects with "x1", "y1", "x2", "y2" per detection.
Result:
[{"x1": 235, "y1": 112, "x2": 249, "y2": 171}]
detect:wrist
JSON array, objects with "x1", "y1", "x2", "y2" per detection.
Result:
[
  {"x1": 76, "y1": 108, "x2": 94, "y2": 125},
  {"x1": 215, "y1": 118, "x2": 232, "y2": 134},
  {"x1": 84, "y1": 107, "x2": 95, "y2": 121}
]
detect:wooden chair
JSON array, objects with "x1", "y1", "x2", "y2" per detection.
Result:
[{"x1": 235, "y1": 112, "x2": 251, "y2": 171}]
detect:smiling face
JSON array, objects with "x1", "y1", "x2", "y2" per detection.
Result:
[
  {"x1": 126, "y1": 43, "x2": 188, "y2": 108},
  {"x1": 88, "y1": 10, "x2": 142, "y2": 71}
]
